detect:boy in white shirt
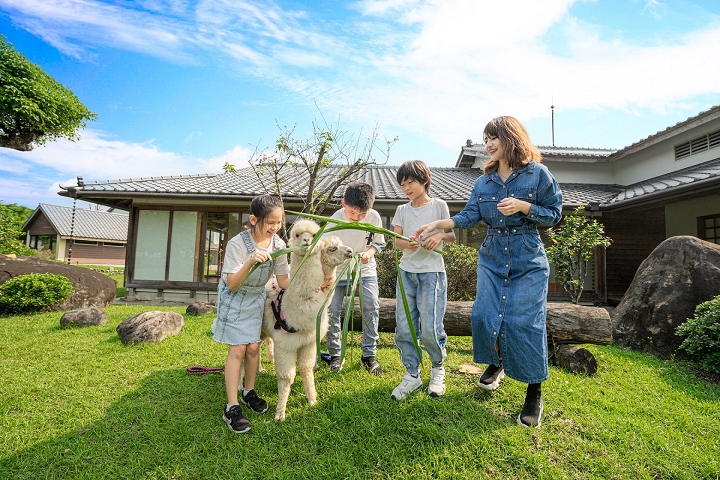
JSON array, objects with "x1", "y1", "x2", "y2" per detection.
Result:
[{"x1": 391, "y1": 160, "x2": 455, "y2": 399}]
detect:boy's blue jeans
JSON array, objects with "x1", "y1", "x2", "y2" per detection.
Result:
[
  {"x1": 394, "y1": 270, "x2": 448, "y2": 373},
  {"x1": 326, "y1": 277, "x2": 380, "y2": 358}
]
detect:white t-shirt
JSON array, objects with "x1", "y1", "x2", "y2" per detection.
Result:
[
  {"x1": 222, "y1": 230, "x2": 289, "y2": 277},
  {"x1": 392, "y1": 198, "x2": 450, "y2": 273},
  {"x1": 324, "y1": 208, "x2": 385, "y2": 278}
]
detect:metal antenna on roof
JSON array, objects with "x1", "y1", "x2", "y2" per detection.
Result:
[
  {"x1": 67, "y1": 198, "x2": 76, "y2": 265},
  {"x1": 551, "y1": 100, "x2": 555, "y2": 147}
]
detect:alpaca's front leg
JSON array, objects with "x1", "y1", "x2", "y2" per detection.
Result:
[
  {"x1": 298, "y1": 342, "x2": 318, "y2": 405},
  {"x1": 274, "y1": 352, "x2": 296, "y2": 421}
]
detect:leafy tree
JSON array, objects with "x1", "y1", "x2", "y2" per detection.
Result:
[
  {"x1": 0, "y1": 201, "x2": 35, "y2": 256},
  {"x1": 0, "y1": 35, "x2": 97, "y2": 151},
  {"x1": 246, "y1": 113, "x2": 397, "y2": 215},
  {"x1": 546, "y1": 206, "x2": 612, "y2": 304}
]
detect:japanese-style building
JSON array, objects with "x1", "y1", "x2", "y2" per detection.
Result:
[{"x1": 58, "y1": 106, "x2": 720, "y2": 304}]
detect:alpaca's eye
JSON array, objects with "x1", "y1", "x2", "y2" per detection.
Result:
[{"x1": 329, "y1": 247, "x2": 337, "y2": 252}]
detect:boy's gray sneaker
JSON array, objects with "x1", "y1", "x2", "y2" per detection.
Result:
[
  {"x1": 478, "y1": 364, "x2": 504, "y2": 391},
  {"x1": 391, "y1": 372, "x2": 423, "y2": 400},
  {"x1": 427, "y1": 366, "x2": 446, "y2": 397},
  {"x1": 328, "y1": 356, "x2": 344, "y2": 372}
]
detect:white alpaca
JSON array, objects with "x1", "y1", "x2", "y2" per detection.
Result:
[{"x1": 262, "y1": 219, "x2": 353, "y2": 421}]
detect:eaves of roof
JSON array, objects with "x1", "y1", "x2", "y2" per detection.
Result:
[{"x1": 608, "y1": 105, "x2": 720, "y2": 161}]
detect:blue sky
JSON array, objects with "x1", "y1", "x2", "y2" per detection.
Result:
[{"x1": 1, "y1": 0, "x2": 720, "y2": 209}]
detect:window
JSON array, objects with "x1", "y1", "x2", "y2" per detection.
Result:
[
  {"x1": 29, "y1": 235, "x2": 56, "y2": 252},
  {"x1": 698, "y1": 214, "x2": 720, "y2": 244},
  {"x1": 73, "y1": 239, "x2": 98, "y2": 245},
  {"x1": 103, "y1": 242, "x2": 124, "y2": 247}
]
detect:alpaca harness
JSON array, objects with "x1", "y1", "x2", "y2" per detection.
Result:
[{"x1": 270, "y1": 289, "x2": 298, "y2": 334}]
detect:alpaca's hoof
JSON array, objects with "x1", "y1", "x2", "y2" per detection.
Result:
[
  {"x1": 258, "y1": 367, "x2": 267, "y2": 374},
  {"x1": 307, "y1": 397, "x2": 317, "y2": 406},
  {"x1": 274, "y1": 412, "x2": 285, "y2": 422}
]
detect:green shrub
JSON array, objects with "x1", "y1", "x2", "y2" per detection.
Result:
[
  {"x1": 0, "y1": 273, "x2": 74, "y2": 314},
  {"x1": 376, "y1": 243, "x2": 478, "y2": 301},
  {"x1": 676, "y1": 294, "x2": 720, "y2": 373}
]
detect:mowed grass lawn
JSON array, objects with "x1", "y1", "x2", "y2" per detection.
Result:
[{"x1": 1, "y1": 305, "x2": 719, "y2": 479}]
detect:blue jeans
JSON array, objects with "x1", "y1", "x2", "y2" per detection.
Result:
[
  {"x1": 394, "y1": 270, "x2": 448, "y2": 373},
  {"x1": 326, "y1": 277, "x2": 380, "y2": 358}
]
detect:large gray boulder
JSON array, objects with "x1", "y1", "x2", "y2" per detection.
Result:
[
  {"x1": 116, "y1": 310, "x2": 185, "y2": 344},
  {"x1": 0, "y1": 254, "x2": 116, "y2": 311},
  {"x1": 611, "y1": 236, "x2": 720, "y2": 359},
  {"x1": 60, "y1": 307, "x2": 108, "y2": 327}
]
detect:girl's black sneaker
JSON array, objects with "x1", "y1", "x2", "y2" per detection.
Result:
[{"x1": 223, "y1": 404, "x2": 251, "y2": 433}]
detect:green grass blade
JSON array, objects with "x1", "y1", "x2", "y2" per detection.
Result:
[
  {"x1": 395, "y1": 247, "x2": 423, "y2": 364},
  {"x1": 315, "y1": 255, "x2": 356, "y2": 356},
  {"x1": 247, "y1": 245, "x2": 307, "y2": 277}
]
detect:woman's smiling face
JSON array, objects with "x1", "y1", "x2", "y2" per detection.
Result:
[{"x1": 484, "y1": 134, "x2": 505, "y2": 162}]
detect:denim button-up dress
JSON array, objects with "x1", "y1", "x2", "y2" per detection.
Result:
[{"x1": 452, "y1": 161, "x2": 562, "y2": 384}]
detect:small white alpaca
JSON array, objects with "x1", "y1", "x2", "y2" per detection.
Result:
[{"x1": 262, "y1": 219, "x2": 353, "y2": 421}]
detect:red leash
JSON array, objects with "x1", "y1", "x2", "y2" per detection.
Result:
[{"x1": 187, "y1": 365, "x2": 224, "y2": 374}]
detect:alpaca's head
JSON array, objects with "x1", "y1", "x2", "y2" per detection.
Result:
[
  {"x1": 317, "y1": 236, "x2": 354, "y2": 269},
  {"x1": 288, "y1": 219, "x2": 321, "y2": 247}
]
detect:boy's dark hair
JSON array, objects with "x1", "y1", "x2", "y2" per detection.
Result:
[
  {"x1": 249, "y1": 194, "x2": 284, "y2": 228},
  {"x1": 343, "y1": 182, "x2": 375, "y2": 211},
  {"x1": 396, "y1": 160, "x2": 431, "y2": 193}
]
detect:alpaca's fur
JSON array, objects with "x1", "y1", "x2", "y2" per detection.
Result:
[{"x1": 262, "y1": 219, "x2": 353, "y2": 421}]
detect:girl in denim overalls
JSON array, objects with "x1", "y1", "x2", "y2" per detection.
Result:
[
  {"x1": 212, "y1": 195, "x2": 289, "y2": 433},
  {"x1": 414, "y1": 116, "x2": 562, "y2": 428}
]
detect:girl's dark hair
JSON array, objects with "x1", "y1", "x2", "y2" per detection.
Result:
[
  {"x1": 396, "y1": 160, "x2": 431, "y2": 193},
  {"x1": 249, "y1": 194, "x2": 284, "y2": 231},
  {"x1": 482, "y1": 116, "x2": 542, "y2": 175}
]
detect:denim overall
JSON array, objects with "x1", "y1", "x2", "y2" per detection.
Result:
[
  {"x1": 212, "y1": 229, "x2": 281, "y2": 345},
  {"x1": 452, "y1": 161, "x2": 562, "y2": 384}
]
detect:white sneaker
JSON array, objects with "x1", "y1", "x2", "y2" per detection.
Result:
[
  {"x1": 427, "y1": 366, "x2": 446, "y2": 397},
  {"x1": 391, "y1": 372, "x2": 423, "y2": 400}
]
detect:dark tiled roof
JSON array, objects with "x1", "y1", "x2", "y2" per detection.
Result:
[
  {"x1": 25, "y1": 204, "x2": 128, "y2": 241},
  {"x1": 61, "y1": 159, "x2": 720, "y2": 211},
  {"x1": 457, "y1": 144, "x2": 616, "y2": 167},
  {"x1": 559, "y1": 184, "x2": 624, "y2": 205},
  {"x1": 64, "y1": 166, "x2": 483, "y2": 202}
]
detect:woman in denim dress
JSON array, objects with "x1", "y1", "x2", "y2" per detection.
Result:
[
  {"x1": 212, "y1": 195, "x2": 289, "y2": 433},
  {"x1": 414, "y1": 116, "x2": 562, "y2": 427}
]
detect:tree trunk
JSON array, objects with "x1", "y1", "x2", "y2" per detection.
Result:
[
  {"x1": 349, "y1": 299, "x2": 612, "y2": 346},
  {"x1": 552, "y1": 345, "x2": 598, "y2": 376}
]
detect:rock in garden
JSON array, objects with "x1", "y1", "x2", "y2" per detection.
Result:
[
  {"x1": 186, "y1": 301, "x2": 216, "y2": 315},
  {"x1": 612, "y1": 236, "x2": 720, "y2": 359},
  {"x1": 0, "y1": 255, "x2": 116, "y2": 310},
  {"x1": 116, "y1": 310, "x2": 184, "y2": 344},
  {"x1": 60, "y1": 307, "x2": 108, "y2": 327}
]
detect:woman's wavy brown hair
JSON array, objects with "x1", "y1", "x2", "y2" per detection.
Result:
[{"x1": 482, "y1": 116, "x2": 542, "y2": 175}]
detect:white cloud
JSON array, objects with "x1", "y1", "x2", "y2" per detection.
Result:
[
  {"x1": 2, "y1": 0, "x2": 720, "y2": 155},
  {"x1": 0, "y1": 131, "x2": 252, "y2": 207}
]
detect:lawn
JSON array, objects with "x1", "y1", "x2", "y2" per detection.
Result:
[{"x1": 1, "y1": 306, "x2": 718, "y2": 479}]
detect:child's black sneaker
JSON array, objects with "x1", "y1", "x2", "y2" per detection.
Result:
[
  {"x1": 361, "y1": 355, "x2": 383, "y2": 376},
  {"x1": 241, "y1": 389, "x2": 269, "y2": 414},
  {"x1": 223, "y1": 404, "x2": 251, "y2": 433}
]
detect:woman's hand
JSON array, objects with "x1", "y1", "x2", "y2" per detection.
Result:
[
  {"x1": 497, "y1": 198, "x2": 531, "y2": 216},
  {"x1": 413, "y1": 221, "x2": 440, "y2": 241}
]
